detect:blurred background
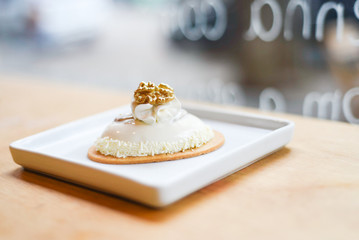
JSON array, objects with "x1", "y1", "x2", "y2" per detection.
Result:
[{"x1": 0, "y1": 0, "x2": 358, "y2": 123}]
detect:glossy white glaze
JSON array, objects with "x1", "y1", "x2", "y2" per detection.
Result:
[{"x1": 102, "y1": 112, "x2": 209, "y2": 142}]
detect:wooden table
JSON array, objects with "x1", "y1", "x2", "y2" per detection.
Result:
[{"x1": 1, "y1": 76, "x2": 358, "y2": 240}]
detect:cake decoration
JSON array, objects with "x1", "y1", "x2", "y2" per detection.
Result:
[{"x1": 133, "y1": 82, "x2": 175, "y2": 105}]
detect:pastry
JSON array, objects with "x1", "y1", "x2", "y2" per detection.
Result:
[{"x1": 88, "y1": 82, "x2": 224, "y2": 164}]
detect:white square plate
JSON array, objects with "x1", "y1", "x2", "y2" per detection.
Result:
[{"x1": 10, "y1": 104, "x2": 294, "y2": 207}]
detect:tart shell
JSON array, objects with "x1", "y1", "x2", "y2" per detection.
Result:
[{"x1": 88, "y1": 130, "x2": 225, "y2": 164}]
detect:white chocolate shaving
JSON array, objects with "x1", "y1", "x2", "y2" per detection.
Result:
[
  {"x1": 95, "y1": 126, "x2": 214, "y2": 158},
  {"x1": 132, "y1": 97, "x2": 182, "y2": 124}
]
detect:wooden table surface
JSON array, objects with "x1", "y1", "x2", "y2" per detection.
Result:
[{"x1": 1, "y1": 76, "x2": 359, "y2": 240}]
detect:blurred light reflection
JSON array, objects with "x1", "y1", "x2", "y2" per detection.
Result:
[{"x1": 0, "y1": 0, "x2": 358, "y2": 123}]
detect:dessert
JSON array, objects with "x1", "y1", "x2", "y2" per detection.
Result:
[{"x1": 88, "y1": 82, "x2": 224, "y2": 164}]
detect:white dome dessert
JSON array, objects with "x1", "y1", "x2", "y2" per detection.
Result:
[{"x1": 94, "y1": 82, "x2": 214, "y2": 158}]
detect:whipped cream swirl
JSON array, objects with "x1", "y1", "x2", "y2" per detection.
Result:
[{"x1": 132, "y1": 97, "x2": 182, "y2": 124}]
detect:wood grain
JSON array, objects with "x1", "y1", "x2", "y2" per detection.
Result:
[{"x1": 1, "y1": 75, "x2": 359, "y2": 240}]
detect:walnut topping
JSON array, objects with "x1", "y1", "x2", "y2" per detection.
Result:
[{"x1": 134, "y1": 82, "x2": 175, "y2": 105}]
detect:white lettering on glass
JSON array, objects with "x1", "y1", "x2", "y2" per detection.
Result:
[
  {"x1": 178, "y1": 0, "x2": 203, "y2": 41},
  {"x1": 176, "y1": 0, "x2": 227, "y2": 41},
  {"x1": 259, "y1": 88, "x2": 287, "y2": 112},
  {"x1": 349, "y1": 0, "x2": 359, "y2": 46},
  {"x1": 343, "y1": 87, "x2": 359, "y2": 124},
  {"x1": 245, "y1": 0, "x2": 283, "y2": 42},
  {"x1": 303, "y1": 91, "x2": 341, "y2": 120},
  {"x1": 315, "y1": 1, "x2": 344, "y2": 41},
  {"x1": 284, "y1": 0, "x2": 311, "y2": 40},
  {"x1": 201, "y1": 0, "x2": 227, "y2": 41},
  {"x1": 172, "y1": 0, "x2": 358, "y2": 45}
]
